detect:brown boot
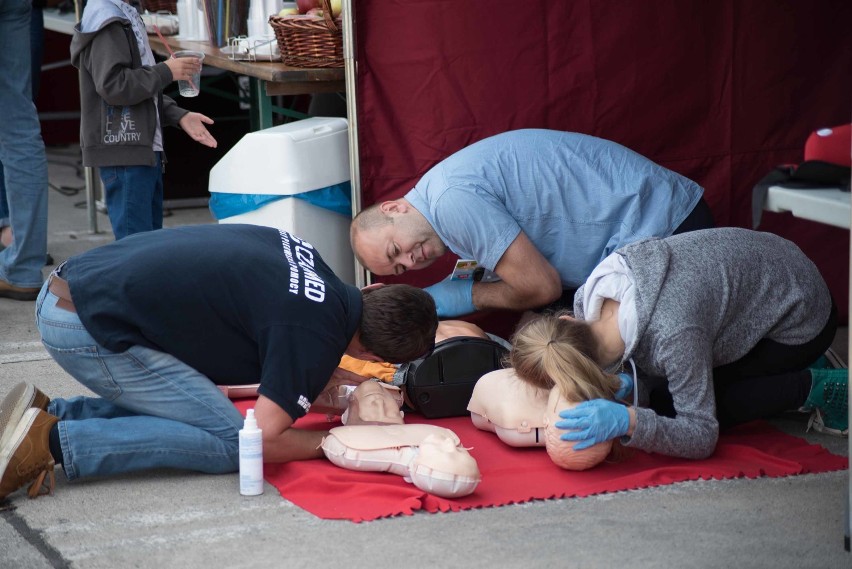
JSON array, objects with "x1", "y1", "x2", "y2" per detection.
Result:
[
  {"x1": 0, "y1": 278, "x2": 40, "y2": 301},
  {"x1": 0, "y1": 408, "x2": 59, "y2": 500},
  {"x1": 0, "y1": 382, "x2": 51, "y2": 450}
]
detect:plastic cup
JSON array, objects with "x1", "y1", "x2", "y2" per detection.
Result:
[{"x1": 172, "y1": 50, "x2": 204, "y2": 97}]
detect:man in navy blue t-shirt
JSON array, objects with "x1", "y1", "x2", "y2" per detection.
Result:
[{"x1": 0, "y1": 224, "x2": 437, "y2": 499}]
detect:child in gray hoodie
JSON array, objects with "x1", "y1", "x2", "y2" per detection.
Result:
[{"x1": 70, "y1": 0, "x2": 217, "y2": 240}]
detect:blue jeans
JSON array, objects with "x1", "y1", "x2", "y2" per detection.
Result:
[
  {"x1": 101, "y1": 154, "x2": 164, "y2": 240},
  {"x1": 0, "y1": 0, "x2": 48, "y2": 287},
  {"x1": 35, "y1": 279, "x2": 244, "y2": 481}
]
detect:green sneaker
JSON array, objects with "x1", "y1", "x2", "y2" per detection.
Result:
[{"x1": 805, "y1": 368, "x2": 848, "y2": 436}]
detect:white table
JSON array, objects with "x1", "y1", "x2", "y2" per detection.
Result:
[
  {"x1": 42, "y1": 7, "x2": 76, "y2": 35},
  {"x1": 763, "y1": 185, "x2": 851, "y2": 229}
]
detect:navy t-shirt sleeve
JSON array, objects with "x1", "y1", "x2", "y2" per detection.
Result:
[{"x1": 255, "y1": 324, "x2": 343, "y2": 420}]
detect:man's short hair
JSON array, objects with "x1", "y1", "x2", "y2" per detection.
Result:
[
  {"x1": 360, "y1": 284, "x2": 438, "y2": 363},
  {"x1": 351, "y1": 203, "x2": 391, "y2": 232},
  {"x1": 350, "y1": 204, "x2": 392, "y2": 266}
]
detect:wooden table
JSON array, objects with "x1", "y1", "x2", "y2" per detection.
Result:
[
  {"x1": 42, "y1": 5, "x2": 349, "y2": 231},
  {"x1": 147, "y1": 35, "x2": 345, "y2": 130}
]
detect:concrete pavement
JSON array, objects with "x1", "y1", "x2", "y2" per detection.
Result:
[{"x1": 0, "y1": 145, "x2": 849, "y2": 568}]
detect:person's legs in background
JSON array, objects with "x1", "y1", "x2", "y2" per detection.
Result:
[
  {"x1": 0, "y1": 0, "x2": 46, "y2": 251},
  {"x1": 0, "y1": 0, "x2": 49, "y2": 298}
]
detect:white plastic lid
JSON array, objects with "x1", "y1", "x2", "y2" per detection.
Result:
[{"x1": 244, "y1": 408, "x2": 258, "y2": 430}]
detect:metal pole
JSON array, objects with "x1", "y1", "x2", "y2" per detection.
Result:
[
  {"x1": 342, "y1": 0, "x2": 367, "y2": 287},
  {"x1": 847, "y1": 189, "x2": 851, "y2": 552}
]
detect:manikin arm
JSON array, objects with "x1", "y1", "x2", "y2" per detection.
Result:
[{"x1": 471, "y1": 231, "x2": 562, "y2": 311}]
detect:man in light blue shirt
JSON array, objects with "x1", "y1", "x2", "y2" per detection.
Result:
[{"x1": 351, "y1": 129, "x2": 713, "y2": 317}]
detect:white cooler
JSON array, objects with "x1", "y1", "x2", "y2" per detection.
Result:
[{"x1": 208, "y1": 117, "x2": 355, "y2": 284}]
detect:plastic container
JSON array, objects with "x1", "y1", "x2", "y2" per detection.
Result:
[
  {"x1": 208, "y1": 117, "x2": 354, "y2": 284},
  {"x1": 239, "y1": 409, "x2": 264, "y2": 496}
]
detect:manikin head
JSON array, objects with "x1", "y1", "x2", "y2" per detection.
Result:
[
  {"x1": 543, "y1": 388, "x2": 613, "y2": 470},
  {"x1": 342, "y1": 381, "x2": 405, "y2": 426},
  {"x1": 350, "y1": 200, "x2": 447, "y2": 276}
]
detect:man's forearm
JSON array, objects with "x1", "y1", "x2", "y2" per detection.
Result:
[
  {"x1": 471, "y1": 279, "x2": 561, "y2": 311},
  {"x1": 264, "y1": 427, "x2": 328, "y2": 463}
]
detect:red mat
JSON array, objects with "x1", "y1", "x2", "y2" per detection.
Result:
[{"x1": 233, "y1": 400, "x2": 847, "y2": 523}]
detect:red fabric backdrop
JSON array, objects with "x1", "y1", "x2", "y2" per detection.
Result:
[{"x1": 353, "y1": 0, "x2": 852, "y2": 334}]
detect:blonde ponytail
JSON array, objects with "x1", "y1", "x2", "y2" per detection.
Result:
[{"x1": 510, "y1": 313, "x2": 621, "y2": 403}]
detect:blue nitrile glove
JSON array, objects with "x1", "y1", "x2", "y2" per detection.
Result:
[
  {"x1": 555, "y1": 399, "x2": 629, "y2": 450},
  {"x1": 614, "y1": 372, "x2": 633, "y2": 401},
  {"x1": 423, "y1": 276, "x2": 475, "y2": 318}
]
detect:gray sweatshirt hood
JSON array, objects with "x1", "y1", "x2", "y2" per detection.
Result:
[
  {"x1": 70, "y1": 0, "x2": 134, "y2": 64},
  {"x1": 574, "y1": 236, "x2": 668, "y2": 368},
  {"x1": 613, "y1": 237, "x2": 669, "y2": 361}
]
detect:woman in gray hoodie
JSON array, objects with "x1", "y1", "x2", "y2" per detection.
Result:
[{"x1": 510, "y1": 228, "x2": 845, "y2": 459}]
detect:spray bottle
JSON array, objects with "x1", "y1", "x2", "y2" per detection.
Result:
[{"x1": 239, "y1": 409, "x2": 264, "y2": 496}]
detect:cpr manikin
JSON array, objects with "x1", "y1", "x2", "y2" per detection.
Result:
[
  {"x1": 321, "y1": 424, "x2": 481, "y2": 498},
  {"x1": 468, "y1": 369, "x2": 612, "y2": 471}
]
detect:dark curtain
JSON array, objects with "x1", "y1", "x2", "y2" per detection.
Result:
[{"x1": 354, "y1": 0, "x2": 852, "y2": 335}]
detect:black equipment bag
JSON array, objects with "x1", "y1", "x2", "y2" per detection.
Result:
[{"x1": 403, "y1": 336, "x2": 508, "y2": 419}]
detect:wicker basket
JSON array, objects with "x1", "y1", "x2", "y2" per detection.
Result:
[{"x1": 268, "y1": 0, "x2": 343, "y2": 68}]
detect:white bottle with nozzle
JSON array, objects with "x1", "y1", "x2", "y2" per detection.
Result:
[{"x1": 239, "y1": 409, "x2": 264, "y2": 496}]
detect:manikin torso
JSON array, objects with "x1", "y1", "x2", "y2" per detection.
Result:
[{"x1": 321, "y1": 423, "x2": 481, "y2": 498}]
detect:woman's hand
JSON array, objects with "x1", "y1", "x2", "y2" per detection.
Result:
[{"x1": 555, "y1": 399, "x2": 630, "y2": 449}]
